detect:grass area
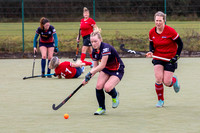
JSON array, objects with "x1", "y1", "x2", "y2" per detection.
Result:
[
  {"x1": 0, "y1": 58, "x2": 200, "y2": 132},
  {"x1": 0, "y1": 21, "x2": 199, "y2": 52}
]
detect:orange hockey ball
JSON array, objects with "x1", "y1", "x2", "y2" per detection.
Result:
[{"x1": 64, "y1": 114, "x2": 69, "y2": 119}]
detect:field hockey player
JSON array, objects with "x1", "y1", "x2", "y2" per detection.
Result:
[
  {"x1": 146, "y1": 11, "x2": 183, "y2": 107},
  {"x1": 49, "y1": 56, "x2": 88, "y2": 79},
  {"x1": 33, "y1": 17, "x2": 59, "y2": 78},
  {"x1": 77, "y1": 7, "x2": 99, "y2": 67},
  {"x1": 82, "y1": 28, "x2": 125, "y2": 115}
]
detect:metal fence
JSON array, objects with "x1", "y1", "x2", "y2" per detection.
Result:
[
  {"x1": 1, "y1": 0, "x2": 200, "y2": 22},
  {"x1": 0, "y1": 0, "x2": 200, "y2": 54}
]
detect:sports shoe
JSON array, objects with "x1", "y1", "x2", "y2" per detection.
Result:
[
  {"x1": 47, "y1": 75, "x2": 52, "y2": 78},
  {"x1": 41, "y1": 72, "x2": 45, "y2": 78},
  {"x1": 81, "y1": 66, "x2": 85, "y2": 73},
  {"x1": 94, "y1": 107, "x2": 106, "y2": 115},
  {"x1": 112, "y1": 92, "x2": 119, "y2": 108},
  {"x1": 156, "y1": 99, "x2": 164, "y2": 107},
  {"x1": 173, "y1": 76, "x2": 180, "y2": 93},
  {"x1": 90, "y1": 61, "x2": 94, "y2": 68}
]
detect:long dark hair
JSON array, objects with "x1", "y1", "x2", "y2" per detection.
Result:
[{"x1": 40, "y1": 17, "x2": 49, "y2": 30}]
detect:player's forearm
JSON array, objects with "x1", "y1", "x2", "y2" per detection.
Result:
[
  {"x1": 149, "y1": 41, "x2": 154, "y2": 53},
  {"x1": 33, "y1": 33, "x2": 39, "y2": 48},
  {"x1": 53, "y1": 33, "x2": 58, "y2": 47},
  {"x1": 71, "y1": 61, "x2": 85, "y2": 68},
  {"x1": 71, "y1": 63, "x2": 81, "y2": 68},
  {"x1": 71, "y1": 63, "x2": 78, "y2": 68},
  {"x1": 91, "y1": 55, "x2": 108, "y2": 74},
  {"x1": 93, "y1": 24, "x2": 97, "y2": 29},
  {"x1": 90, "y1": 62, "x2": 105, "y2": 75},
  {"x1": 93, "y1": 24, "x2": 99, "y2": 32},
  {"x1": 175, "y1": 37, "x2": 183, "y2": 56}
]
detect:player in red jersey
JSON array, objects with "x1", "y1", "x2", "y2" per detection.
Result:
[
  {"x1": 49, "y1": 57, "x2": 89, "y2": 79},
  {"x1": 146, "y1": 11, "x2": 183, "y2": 107},
  {"x1": 82, "y1": 29, "x2": 125, "y2": 115},
  {"x1": 77, "y1": 7, "x2": 98, "y2": 66},
  {"x1": 33, "y1": 17, "x2": 59, "y2": 78}
]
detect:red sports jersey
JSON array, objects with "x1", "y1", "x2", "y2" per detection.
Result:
[
  {"x1": 55, "y1": 61, "x2": 77, "y2": 79},
  {"x1": 149, "y1": 25, "x2": 179, "y2": 59},
  {"x1": 80, "y1": 18, "x2": 96, "y2": 37}
]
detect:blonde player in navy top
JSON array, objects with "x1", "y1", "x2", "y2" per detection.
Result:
[
  {"x1": 33, "y1": 17, "x2": 59, "y2": 77},
  {"x1": 82, "y1": 28, "x2": 125, "y2": 115}
]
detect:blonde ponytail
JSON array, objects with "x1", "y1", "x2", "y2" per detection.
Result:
[{"x1": 91, "y1": 27, "x2": 102, "y2": 40}]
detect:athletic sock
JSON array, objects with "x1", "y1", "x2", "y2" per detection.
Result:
[
  {"x1": 82, "y1": 60, "x2": 92, "y2": 66},
  {"x1": 89, "y1": 54, "x2": 93, "y2": 60},
  {"x1": 47, "y1": 60, "x2": 51, "y2": 74},
  {"x1": 107, "y1": 88, "x2": 117, "y2": 98},
  {"x1": 81, "y1": 53, "x2": 86, "y2": 61},
  {"x1": 155, "y1": 83, "x2": 164, "y2": 101},
  {"x1": 169, "y1": 77, "x2": 177, "y2": 87},
  {"x1": 41, "y1": 59, "x2": 46, "y2": 74},
  {"x1": 96, "y1": 89, "x2": 105, "y2": 110}
]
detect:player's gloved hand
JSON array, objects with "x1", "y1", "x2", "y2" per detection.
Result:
[
  {"x1": 54, "y1": 46, "x2": 59, "y2": 53},
  {"x1": 85, "y1": 72, "x2": 92, "y2": 82},
  {"x1": 170, "y1": 55, "x2": 180, "y2": 64}
]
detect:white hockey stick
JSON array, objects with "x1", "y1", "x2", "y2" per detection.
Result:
[{"x1": 152, "y1": 55, "x2": 170, "y2": 61}]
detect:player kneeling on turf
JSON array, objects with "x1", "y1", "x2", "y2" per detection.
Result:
[{"x1": 49, "y1": 56, "x2": 88, "y2": 79}]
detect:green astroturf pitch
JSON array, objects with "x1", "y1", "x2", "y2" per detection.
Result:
[{"x1": 0, "y1": 58, "x2": 200, "y2": 133}]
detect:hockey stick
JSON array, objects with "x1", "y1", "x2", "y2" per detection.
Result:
[
  {"x1": 32, "y1": 52, "x2": 37, "y2": 76},
  {"x1": 52, "y1": 84, "x2": 83, "y2": 110},
  {"x1": 120, "y1": 44, "x2": 170, "y2": 61},
  {"x1": 152, "y1": 55, "x2": 170, "y2": 61},
  {"x1": 23, "y1": 73, "x2": 54, "y2": 80},
  {"x1": 73, "y1": 29, "x2": 81, "y2": 61},
  {"x1": 120, "y1": 44, "x2": 146, "y2": 55}
]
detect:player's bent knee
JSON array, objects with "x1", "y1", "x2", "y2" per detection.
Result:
[
  {"x1": 42, "y1": 56, "x2": 47, "y2": 59},
  {"x1": 163, "y1": 80, "x2": 171, "y2": 86},
  {"x1": 155, "y1": 78, "x2": 163, "y2": 84},
  {"x1": 96, "y1": 87, "x2": 103, "y2": 90},
  {"x1": 96, "y1": 84, "x2": 104, "y2": 90},
  {"x1": 104, "y1": 85, "x2": 113, "y2": 93}
]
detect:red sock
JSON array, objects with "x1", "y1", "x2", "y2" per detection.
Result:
[
  {"x1": 155, "y1": 83, "x2": 164, "y2": 101},
  {"x1": 82, "y1": 61, "x2": 92, "y2": 66},
  {"x1": 81, "y1": 53, "x2": 86, "y2": 61},
  {"x1": 89, "y1": 54, "x2": 93, "y2": 60},
  {"x1": 169, "y1": 77, "x2": 176, "y2": 87}
]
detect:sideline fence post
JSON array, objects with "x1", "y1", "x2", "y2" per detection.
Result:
[
  {"x1": 164, "y1": 0, "x2": 167, "y2": 24},
  {"x1": 22, "y1": 0, "x2": 24, "y2": 54},
  {"x1": 93, "y1": 0, "x2": 95, "y2": 20}
]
